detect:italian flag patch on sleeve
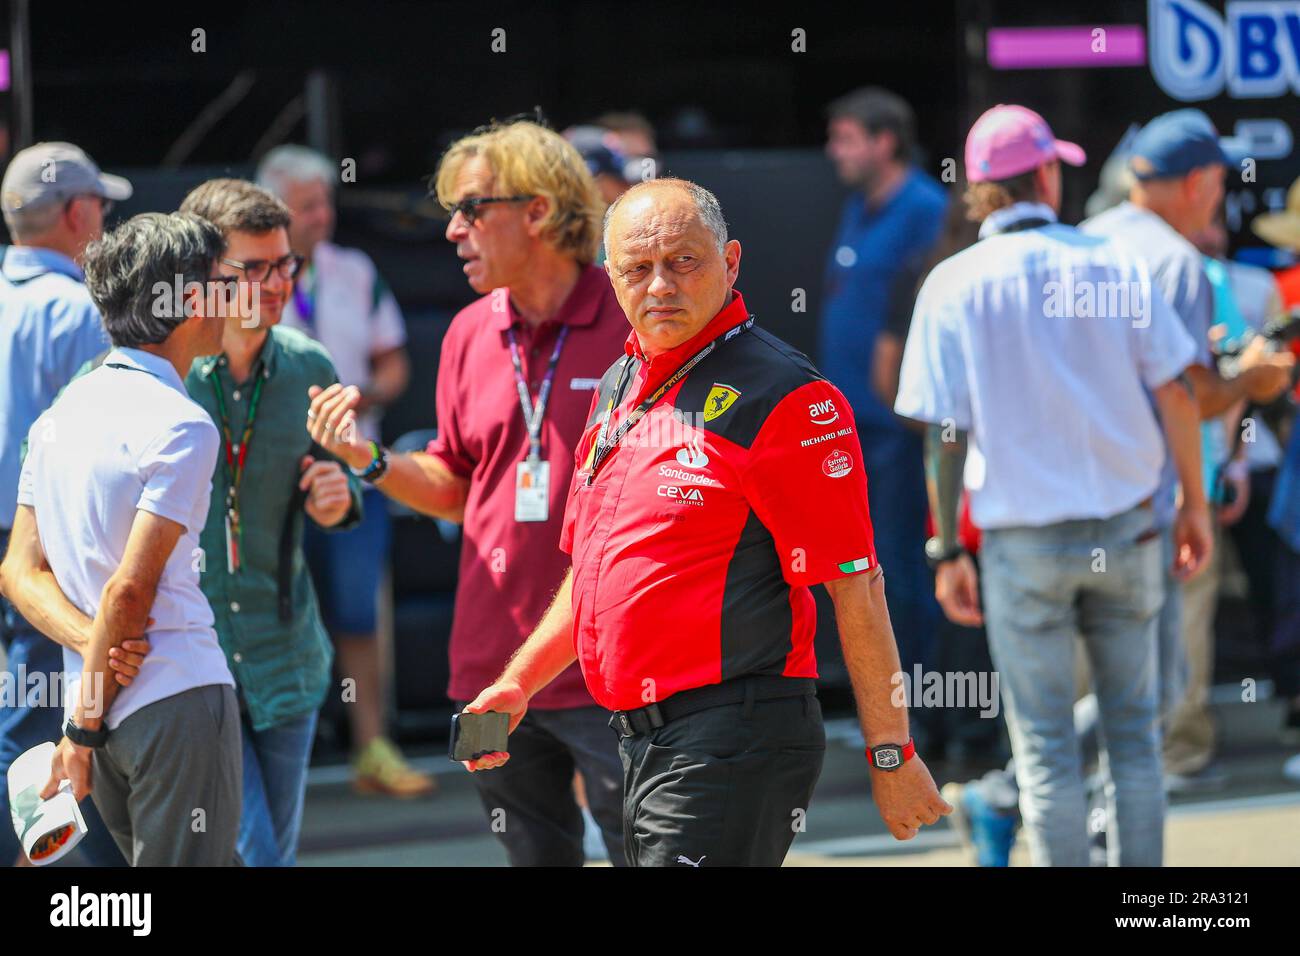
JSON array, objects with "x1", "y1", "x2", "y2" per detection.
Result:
[{"x1": 837, "y1": 556, "x2": 875, "y2": 574}]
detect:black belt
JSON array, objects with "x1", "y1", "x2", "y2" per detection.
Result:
[{"x1": 608, "y1": 675, "x2": 816, "y2": 738}]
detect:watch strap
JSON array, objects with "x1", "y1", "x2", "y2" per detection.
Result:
[
  {"x1": 925, "y1": 536, "x2": 966, "y2": 570},
  {"x1": 64, "y1": 717, "x2": 108, "y2": 748}
]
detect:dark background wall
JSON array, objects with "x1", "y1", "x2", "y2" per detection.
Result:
[{"x1": 13, "y1": 2, "x2": 962, "y2": 169}]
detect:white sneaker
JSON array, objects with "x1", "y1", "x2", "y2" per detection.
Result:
[
  {"x1": 1164, "y1": 764, "x2": 1229, "y2": 794},
  {"x1": 1283, "y1": 753, "x2": 1300, "y2": 783},
  {"x1": 581, "y1": 805, "x2": 608, "y2": 862}
]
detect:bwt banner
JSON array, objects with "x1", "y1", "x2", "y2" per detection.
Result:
[{"x1": 1151, "y1": 0, "x2": 1300, "y2": 99}]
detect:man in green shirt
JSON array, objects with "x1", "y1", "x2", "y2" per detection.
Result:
[{"x1": 179, "y1": 178, "x2": 361, "y2": 866}]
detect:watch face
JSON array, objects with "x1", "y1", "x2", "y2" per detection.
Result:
[{"x1": 874, "y1": 746, "x2": 901, "y2": 769}]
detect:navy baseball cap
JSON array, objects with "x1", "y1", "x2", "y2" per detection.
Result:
[
  {"x1": 564, "y1": 125, "x2": 629, "y2": 181},
  {"x1": 1128, "y1": 109, "x2": 1238, "y2": 180}
]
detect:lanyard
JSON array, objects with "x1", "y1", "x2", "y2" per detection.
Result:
[
  {"x1": 586, "y1": 316, "x2": 753, "y2": 485},
  {"x1": 506, "y1": 324, "x2": 569, "y2": 462},
  {"x1": 291, "y1": 262, "x2": 316, "y2": 331},
  {"x1": 208, "y1": 362, "x2": 267, "y2": 567},
  {"x1": 985, "y1": 216, "x2": 1052, "y2": 237},
  {"x1": 104, "y1": 361, "x2": 159, "y2": 379}
]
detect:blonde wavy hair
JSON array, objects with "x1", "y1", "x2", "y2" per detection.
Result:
[
  {"x1": 962, "y1": 169, "x2": 1038, "y2": 222},
  {"x1": 433, "y1": 120, "x2": 604, "y2": 264}
]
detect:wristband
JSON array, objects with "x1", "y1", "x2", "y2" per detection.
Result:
[
  {"x1": 351, "y1": 441, "x2": 390, "y2": 484},
  {"x1": 349, "y1": 440, "x2": 379, "y2": 477}
]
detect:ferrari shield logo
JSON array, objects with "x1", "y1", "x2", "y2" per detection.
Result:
[{"x1": 703, "y1": 383, "x2": 741, "y2": 423}]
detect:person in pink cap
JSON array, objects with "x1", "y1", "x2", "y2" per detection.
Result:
[
  {"x1": 963, "y1": 104, "x2": 1087, "y2": 184},
  {"x1": 895, "y1": 105, "x2": 1212, "y2": 866}
]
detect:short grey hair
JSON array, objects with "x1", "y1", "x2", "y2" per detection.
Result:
[
  {"x1": 602, "y1": 177, "x2": 728, "y2": 259},
  {"x1": 3, "y1": 199, "x2": 64, "y2": 242},
  {"x1": 256, "y1": 145, "x2": 335, "y2": 198},
  {"x1": 82, "y1": 212, "x2": 225, "y2": 348}
]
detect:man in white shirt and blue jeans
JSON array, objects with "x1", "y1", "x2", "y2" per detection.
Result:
[
  {"x1": 0, "y1": 212, "x2": 242, "y2": 866},
  {"x1": 1082, "y1": 111, "x2": 1293, "y2": 784},
  {"x1": 895, "y1": 105, "x2": 1211, "y2": 866}
]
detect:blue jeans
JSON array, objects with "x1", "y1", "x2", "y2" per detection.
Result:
[
  {"x1": 0, "y1": 584, "x2": 126, "y2": 866},
  {"x1": 237, "y1": 708, "x2": 318, "y2": 867},
  {"x1": 1074, "y1": 528, "x2": 1186, "y2": 742},
  {"x1": 981, "y1": 504, "x2": 1166, "y2": 867},
  {"x1": 859, "y1": 426, "x2": 937, "y2": 676},
  {"x1": 1155, "y1": 529, "x2": 1187, "y2": 723},
  {"x1": 303, "y1": 487, "x2": 389, "y2": 635}
]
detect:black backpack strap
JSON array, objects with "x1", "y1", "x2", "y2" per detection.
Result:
[{"x1": 277, "y1": 443, "x2": 321, "y2": 623}]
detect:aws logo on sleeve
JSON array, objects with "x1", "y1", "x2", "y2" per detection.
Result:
[
  {"x1": 809, "y1": 398, "x2": 839, "y2": 425},
  {"x1": 703, "y1": 383, "x2": 741, "y2": 423}
]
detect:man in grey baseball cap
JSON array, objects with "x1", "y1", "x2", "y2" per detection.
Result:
[
  {"x1": 0, "y1": 141, "x2": 132, "y2": 866},
  {"x1": 1, "y1": 142, "x2": 132, "y2": 252}
]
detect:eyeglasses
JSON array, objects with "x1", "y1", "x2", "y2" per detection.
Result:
[
  {"x1": 447, "y1": 195, "x2": 535, "y2": 225},
  {"x1": 219, "y1": 253, "x2": 304, "y2": 283},
  {"x1": 65, "y1": 194, "x2": 114, "y2": 216}
]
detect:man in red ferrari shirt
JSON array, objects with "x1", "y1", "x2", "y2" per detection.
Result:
[
  {"x1": 459, "y1": 178, "x2": 950, "y2": 866},
  {"x1": 307, "y1": 119, "x2": 630, "y2": 865}
]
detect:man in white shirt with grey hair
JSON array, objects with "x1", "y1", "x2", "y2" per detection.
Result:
[
  {"x1": 0, "y1": 211, "x2": 241, "y2": 866},
  {"x1": 895, "y1": 105, "x2": 1211, "y2": 867}
]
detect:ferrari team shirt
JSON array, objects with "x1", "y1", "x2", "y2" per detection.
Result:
[{"x1": 560, "y1": 290, "x2": 878, "y2": 712}]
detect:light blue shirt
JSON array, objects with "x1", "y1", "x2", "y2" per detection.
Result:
[
  {"x1": 17, "y1": 347, "x2": 233, "y2": 730},
  {"x1": 895, "y1": 203, "x2": 1197, "y2": 530},
  {"x1": 0, "y1": 245, "x2": 110, "y2": 528},
  {"x1": 1081, "y1": 201, "x2": 1215, "y2": 527}
]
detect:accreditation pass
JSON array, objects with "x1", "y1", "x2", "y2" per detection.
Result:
[{"x1": 515, "y1": 458, "x2": 550, "y2": 522}]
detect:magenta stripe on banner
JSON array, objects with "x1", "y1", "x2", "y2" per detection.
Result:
[
  {"x1": 987, "y1": 26, "x2": 1146, "y2": 70},
  {"x1": 0, "y1": 51, "x2": 8, "y2": 92}
]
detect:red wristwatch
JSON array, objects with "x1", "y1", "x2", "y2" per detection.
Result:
[{"x1": 867, "y1": 737, "x2": 915, "y2": 771}]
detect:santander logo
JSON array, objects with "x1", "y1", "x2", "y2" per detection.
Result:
[{"x1": 676, "y1": 443, "x2": 709, "y2": 469}]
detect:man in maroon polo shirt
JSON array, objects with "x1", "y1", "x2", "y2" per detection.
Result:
[
  {"x1": 453, "y1": 177, "x2": 952, "y2": 867},
  {"x1": 306, "y1": 119, "x2": 629, "y2": 865}
]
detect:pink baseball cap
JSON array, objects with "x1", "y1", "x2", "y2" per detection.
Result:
[{"x1": 965, "y1": 105, "x2": 1086, "y2": 183}]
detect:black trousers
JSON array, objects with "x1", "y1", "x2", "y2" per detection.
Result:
[
  {"x1": 617, "y1": 691, "x2": 825, "y2": 867},
  {"x1": 455, "y1": 702, "x2": 627, "y2": 866}
]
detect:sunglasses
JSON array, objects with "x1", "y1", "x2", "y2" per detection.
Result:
[
  {"x1": 447, "y1": 195, "x2": 535, "y2": 225},
  {"x1": 65, "y1": 194, "x2": 114, "y2": 216}
]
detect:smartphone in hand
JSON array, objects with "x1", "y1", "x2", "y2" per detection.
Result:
[{"x1": 449, "y1": 711, "x2": 509, "y2": 762}]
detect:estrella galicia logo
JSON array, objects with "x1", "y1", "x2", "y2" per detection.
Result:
[{"x1": 1150, "y1": 0, "x2": 1300, "y2": 100}]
